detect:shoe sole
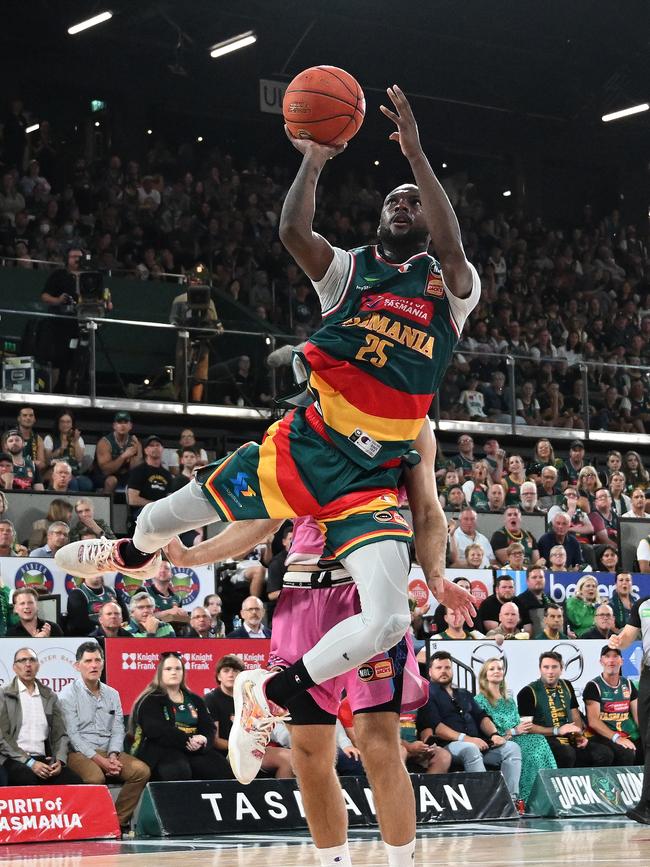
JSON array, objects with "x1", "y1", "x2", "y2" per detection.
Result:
[{"x1": 228, "y1": 673, "x2": 254, "y2": 785}]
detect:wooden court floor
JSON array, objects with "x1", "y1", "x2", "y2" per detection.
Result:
[{"x1": 0, "y1": 817, "x2": 647, "y2": 866}]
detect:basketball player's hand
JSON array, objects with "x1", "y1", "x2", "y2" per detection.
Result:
[
  {"x1": 284, "y1": 126, "x2": 346, "y2": 161},
  {"x1": 608, "y1": 633, "x2": 622, "y2": 650},
  {"x1": 164, "y1": 536, "x2": 189, "y2": 565},
  {"x1": 433, "y1": 577, "x2": 476, "y2": 626},
  {"x1": 380, "y1": 85, "x2": 422, "y2": 161}
]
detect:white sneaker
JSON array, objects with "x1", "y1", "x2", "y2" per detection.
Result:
[
  {"x1": 54, "y1": 537, "x2": 162, "y2": 580},
  {"x1": 228, "y1": 668, "x2": 290, "y2": 784}
]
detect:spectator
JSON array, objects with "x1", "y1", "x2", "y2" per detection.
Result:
[
  {"x1": 92, "y1": 412, "x2": 142, "y2": 494},
  {"x1": 203, "y1": 593, "x2": 226, "y2": 638},
  {"x1": 127, "y1": 436, "x2": 173, "y2": 531},
  {"x1": 581, "y1": 603, "x2": 617, "y2": 640},
  {"x1": 16, "y1": 406, "x2": 46, "y2": 474},
  {"x1": 451, "y1": 435, "x2": 476, "y2": 478},
  {"x1": 146, "y1": 561, "x2": 190, "y2": 632},
  {"x1": 185, "y1": 606, "x2": 219, "y2": 638},
  {"x1": 0, "y1": 518, "x2": 27, "y2": 558},
  {"x1": 583, "y1": 647, "x2": 641, "y2": 765},
  {"x1": 609, "y1": 472, "x2": 632, "y2": 516},
  {"x1": 482, "y1": 370, "x2": 513, "y2": 423},
  {"x1": 622, "y1": 487, "x2": 650, "y2": 518},
  {"x1": 548, "y1": 544, "x2": 573, "y2": 573},
  {"x1": 533, "y1": 603, "x2": 568, "y2": 640},
  {"x1": 60, "y1": 642, "x2": 150, "y2": 832},
  {"x1": 443, "y1": 485, "x2": 467, "y2": 512},
  {"x1": 487, "y1": 482, "x2": 506, "y2": 513},
  {"x1": 604, "y1": 450, "x2": 624, "y2": 482},
  {"x1": 519, "y1": 651, "x2": 612, "y2": 770},
  {"x1": 537, "y1": 513, "x2": 584, "y2": 568},
  {"x1": 265, "y1": 524, "x2": 293, "y2": 614},
  {"x1": 125, "y1": 591, "x2": 175, "y2": 638},
  {"x1": 2, "y1": 429, "x2": 43, "y2": 491},
  {"x1": 547, "y1": 488, "x2": 594, "y2": 543},
  {"x1": 501, "y1": 541, "x2": 526, "y2": 571},
  {"x1": 484, "y1": 602, "x2": 527, "y2": 643},
  {"x1": 560, "y1": 440, "x2": 588, "y2": 488},
  {"x1": 69, "y1": 498, "x2": 115, "y2": 542},
  {"x1": 0, "y1": 646, "x2": 82, "y2": 785},
  {"x1": 458, "y1": 375, "x2": 486, "y2": 420},
  {"x1": 526, "y1": 438, "x2": 564, "y2": 484},
  {"x1": 47, "y1": 460, "x2": 80, "y2": 493},
  {"x1": 429, "y1": 607, "x2": 484, "y2": 640},
  {"x1": 476, "y1": 574, "x2": 517, "y2": 633},
  {"x1": 43, "y1": 410, "x2": 93, "y2": 492},
  {"x1": 610, "y1": 572, "x2": 637, "y2": 629},
  {"x1": 588, "y1": 488, "x2": 619, "y2": 548},
  {"x1": 205, "y1": 655, "x2": 293, "y2": 778},
  {"x1": 129, "y1": 651, "x2": 232, "y2": 781},
  {"x1": 500, "y1": 455, "x2": 527, "y2": 506},
  {"x1": 66, "y1": 572, "x2": 124, "y2": 637},
  {"x1": 595, "y1": 544, "x2": 619, "y2": 573},
  {"x1": 417, "y1": 652, "x2": 522, "y2": 802},
  {"x1": 0, "y1": 452, "x2": 14, "y2": 491},
  {"x1": 475, "y1": 657, "x2": 556, "y2": 806},
  {"x1": 170, "y1": 429, "x2": 209, "y2": 471},
  {"x1": 464, "y1": 542, "x2": 487, "y2": 568},
  {"x1": 516, "y1": 380, "x2": 541, "y2": 425},
  {"x1": 623, "y1": 451, "x2": 650, "y2": 494},
  {"x1": 227, "y1": 596, "x2": 271, "y2": 638},
  {"x1": 565, "y1": 575, "x2": 601, "y2": 637},
  {"x1": 576, "y1": 465, "x2": 602, "y2": 511},
  {"x1": 0, "y1": 170, "x2": 26, "y2": 224},
  {"x1": 449, "y1": 508, "x2": 495, "y2": 568},
  {"x1": 461, "y1": 460, "x2": 490, "y2": 512},
  {"x1": 482, "y1": 438, "x2": 505, "y2": 484},
  {"x1": 29, "y1": 520, "x2": 70, "y2": 557},
  {"x1": 228, "y1": 540, "x2": 272, "y2": 599},
  {"x1": 491, "y1": 506, "x2": 540, "y2": 566},
  {"x1": 8, "y1": 587, "x2": 63, "y2": 638},
  {"x1": 519, "y1": 481, "x2": 546, "y2": 516},
  {"x1": 90, "y1": 601, "x2": 132, "y2": 641},
  {"x1": 537, "y1": 465, "x2": 562, "y2": 510},
  {"x1": 169, "y1": 447, "x2": 200, "y2": 492},
  {"x1": 515, "y1": 566, "x2": 553, "y2": 637},
  {"x1": 29, "y1": 497, "x2": 73, "y2": 550}
]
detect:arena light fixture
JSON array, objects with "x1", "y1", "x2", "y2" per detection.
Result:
[
  {"x1": 502, "y1": 190, "x2": 512, "y2": 197},
  {"x1": 68, "y1": 11, "x2": 113, "y2": 36},
  {"x1": 209, "y1": 31, "x2": 256, "y2": 59},
  {"x1": 26, "y1": 123, "x2": 40, "y2": 134},
  {"x1": 602, "y1": 103, "x2": 649, "y2": 122}
]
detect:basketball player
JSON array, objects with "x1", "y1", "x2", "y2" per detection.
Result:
[{"x1": 55, "y1": 85, "x2": 480, "y2": 790}]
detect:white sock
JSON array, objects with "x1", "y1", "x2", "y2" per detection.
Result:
[
  {"x1": 316, "y1": 842, "x2": 352, "y2": 866},
  {"x1": 384, "y1": 839, "x2": 416, "y2": 866}
]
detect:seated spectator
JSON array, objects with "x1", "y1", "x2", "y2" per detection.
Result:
[
  {"x1": 491, "y1": 506, "x2": 540, "y2": 566},
  {"x1": 610, "y1": 572, "x2": 637, "y2": 629},
  {"x1": 533, "y1": 603, "x2": 568, "y2": 640},
  {"x1": 501, "y1": 542, "x2": 527, "y2": 571},
  {"x1": 583, "y1": 647, "x2": 641, "y2": 765},
  {"x1": 485, "y1": 602, "x2": 528, "y2": 643},
  {"x1": 623, "y1": 450, "x2": 650, "y2": 495},
  {"x1": 0, "y1": 646, "x2": 81, "y2": 785},
  {"x1": 500, "y1": 455, "x2": 527, "y2": 507},
  {"x1": 595, "y1": 544, "x2": 619, "y2": 573},
  {"x1": 517, "y1": 651, "x2": 611, "y2": 769},
  {"x1": 2, "y1": 429, "x2": 43, "y2": 490},
  {"x1": 438, "y1": 468, "x2": 462, "y2": 508},
  {"x1": 147, "y1": 561, "x2": 190, "y2": 632},
  {"x1": 203, "y1": 593, "x2": 226, "y2": 638},
  {"x1": 548, "y1": 543, "x2": 573, "y2": 573},
  {"x1": 127, "y1": 436, "x2": 173, "y2": 532},
  {"x1": 67, "y1": 572, "x2": 125, "y2": 637},
  {"x1": 0, "y1": 453, "x2": 14, "y2": 491},
  {"x1": 90, "y1": 601, "x2": 132, "y2": 641},
  {"x1": 461, "y1": 460, "x2": 490, "y2": 512},
  {"x1": 451, "y1": 435, "x2": 476, "y2": 479},
  {"x1": 475, "y1": 657, "x2": 556, "y2": 806},
  {"x1": 429, "y1": 577, "x2": 473, "y2": 634},
  {"x1": 609, "y1": 472, "x2": 632, "y2": 516},
  {"x1": 449, "y1": 508, "x2": 496, "y2": 568},
  {"x1": 516, "y1": 380, "x2": 541, "y2": 426},
  {"x1": 622, "y1": 487, "x2": 650, "y2": 518},
  {"x1": 9, "y1": 587, "x2": 63, "y2": 638},
  {"x1": 16, "y1": 406, "x2": 46, "y2": 474},
  {"x1": 205, "y1": 655, "x2": 293, "y2": 778},
  {"x1": 443, "y1": 485, "x2": 467, "y2": 512},
  {"x1": 417, "y1": 652, "x2": 522, "y2": 802},
  {"x1": 228, "y1": 539, "x2": 273, "y2": 599},
  {"x1": 487, "y1": 483, "x2": 506, "y2": 513},
  {"x1": 265, "y1": 525, "x2": 293, "y2": 615},
  {"x1": 47, "y1": 461, "x2": 81, "y2": 494},
  {"x1": 169, "y1": 447, "x2": 200, "y2": 492},
  {"x1": 60, "y1": 643, "x2": 150, "y2": 832},
  {"x1": 43, "y1": 410, "x2": 93, "y2": 492},
  {"x1": 526, "y1": 438, "x2": 565, "y2": 484},
  {"x1": 167, "y1": 429, "x2": 209, "y2": 474},
  {"x1": 588, "y1": 488, "x2": 619, "y2": 548},
  {"x1": 547, "y1": 488, "x2": 594, "y2": 543},
  {"x1": 463, "y1": 542, "x2": 487, "y2": 569},
  {"x1": 476, "y1": 574, "x2": 517, "y2": 632},
  {"x1": 565, "y1": 576, "x2": 601, "y2": 637},
  {"x1": 92, "y1": 412, "x2": 142, "y2": 494},
  {"x1": 576, "y1": 465, "x2": 602, "y2": 511},
  {"x1": 430, "y1": 606, "x2": 484, "y2": 640},
  {"x1": 581, "y1": 603, "x2": 617, "y2": 640},
  {"x1": 0, "y1": 518, "x2": 27, "y2": 557},
  {"x1": 69, "y1": 498, "x2": 116, "y2": 542},
  {"x1": 185, "y1": 606, "x2": 219, "y2": 638},
  {"x1": 129, "y1": 651, "x2": 232, "y2": 781},
  {"x1": 29, "y1": 520, "x2": 70, "y2": 558},
  {"x1": 537, "y1": 465, "x2": 562, "y2": 510},
  {"x1": 227, "y1": 596, "x2": 271, "y2": 638},
  {"x1": 28, "y1": 497, "x2": 73, "y2": 550},
  {"x1": 125, "y1": 591, "x2": 175, "y2": 638},
  {"x1": 482, "y1": 439, "x2": 505, "y2": 484},
  {"x1": 537, "y1": 513, "x2": 583, "y2": 568},
  {"x1": 482, "y1": 370, "x2": 514, "y2": 423},
  {"x1": 515, "y1": 566, "x2": 553, "y2": 636},
  {"x1": 519, "y1": 481, "x2": 546, "y2": 516}
]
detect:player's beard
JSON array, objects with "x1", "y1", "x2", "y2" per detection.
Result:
[{"x1": 377, "y1": 222, "x2": 430, "y2": 260}]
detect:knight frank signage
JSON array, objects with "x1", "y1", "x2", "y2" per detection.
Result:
[
  {"x1": 527, "y1": 766, "x2": 644, "y2": 816},
  {"x1": 136, "y1": 773, "x2": 515, "y2": 836}
]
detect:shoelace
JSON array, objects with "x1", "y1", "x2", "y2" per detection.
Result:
[
  {"x1": 250, "y1": 711, "x2": 292, "y2": 751},
  {"x1": 79, "y1": 536, "x2": 117, "y2": 570}
]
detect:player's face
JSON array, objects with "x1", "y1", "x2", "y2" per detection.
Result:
[{"x1": 377, "y1": 186, "x2": 429, "y2": 252}]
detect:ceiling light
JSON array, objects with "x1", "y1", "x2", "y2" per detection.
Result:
[
  {"x1": 210, "y1": 31, "x2": 256, "y2": 59},
  {"x1": 26, "y1": 124, "x2": 40, "y2": 134},
  {"x1": 68, "y1": 11, "x2": 113, "y2": 35},
  {"x1": 147, "y1": 129, "x2": 153, "y2": 135},
  {"x1": 197, "y1": 136, "x2": 203, "y2": 143},
  {"x1": 373, "y1": 160, "x2": 379, "y2": 166},
  {"x1": 602, "y1": 103, "x2": 649, "y2": 123},
  {"x1": 442, "y1": 162, "x2": 448, "y2": 168},
  {"x1": 502, "y1": 190, "x2": 512, "y2": 197}
]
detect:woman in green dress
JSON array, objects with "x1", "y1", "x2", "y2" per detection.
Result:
[{"x1": 475, "y1": 658, "x2": 557, "y2": 805}]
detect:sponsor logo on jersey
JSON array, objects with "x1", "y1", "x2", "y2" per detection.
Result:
[
  {"x1": 360, "y1": 292, "x2": 434, "y2": 326},
  {"x1": 357, "y1": 659, "x2": 395, "y2": 682},
  {"x1": 425, "y1": 262, "x2": 445, "y2": 297},
  {"x1": 342, "y1": 313, "x2": 435, "y2": 359}
]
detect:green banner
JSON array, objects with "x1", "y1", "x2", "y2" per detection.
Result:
[{"x1": 527, "y1": 766, "x2": 644, "y2": 816}]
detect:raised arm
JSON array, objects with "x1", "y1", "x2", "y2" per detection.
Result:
[
  {"x1": 279, "y1": 133, "x2": 345, "y2": 281},
  {"x1": 380, "y1": 85, "x2": 473, "y2": 299}
]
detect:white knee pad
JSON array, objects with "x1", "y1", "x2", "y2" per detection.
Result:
[{"x1": 373, "y1": 612, "x2": 411, "y2": 654}]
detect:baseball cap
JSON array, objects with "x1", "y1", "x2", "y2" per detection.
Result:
[
  {"x1": 143, "y1": 435, "x2": 163, "y2": 447},
  {"x1": 4, "y1": 429, "x2": 23, "y2": 440},
  {"x1": 114, "y1": 411, "x2": 131, "y2": 422},
  {"x1": 0, "y1": 452, "x2": 12, "y2": 463},
  {"x1": 570, "y1": 440, "x2": 585, "y2": 450},
  {"x1": 600, "y1": 645, "x2": 621, "y2": 657}
]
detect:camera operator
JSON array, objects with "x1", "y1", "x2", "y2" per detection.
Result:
[
  {"x1": 40, "y1": 247, "x2": 83, "y2": 391},
  {"x1": 170, "y1": 265, "x2": 222, "y2": 402}
]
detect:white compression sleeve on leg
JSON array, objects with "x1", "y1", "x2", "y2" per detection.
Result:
[
  {"x1": 302, "y1": 539, "x2": 411, "y2": 684},
  {"x1": 132, "y1": 479, "x2": 225, "y2": 553}
]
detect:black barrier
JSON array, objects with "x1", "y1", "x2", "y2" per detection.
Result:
[{"x1": 136, "y1": 772, "x2": 515, "y2": 837}]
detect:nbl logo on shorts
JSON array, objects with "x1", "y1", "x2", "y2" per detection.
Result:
[{"x1": 357, "y1": 659, "x2": 395, "y2": 682}]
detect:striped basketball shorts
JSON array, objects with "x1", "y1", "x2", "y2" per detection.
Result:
[{"x1": 196, "y1": 407, "x2": 413, "y2": 560}]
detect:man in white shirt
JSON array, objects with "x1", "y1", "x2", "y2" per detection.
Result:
[
  {"x1": 450, "y1": 507, "x2": 496, "y2": 567},
  {"x1": 226, "y1": 596, "x2": 271, "y2": 638},
  {"x1": 0, "y1": 647, "x2": 81, "y2": 785}
]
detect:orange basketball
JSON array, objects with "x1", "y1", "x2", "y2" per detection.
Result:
[{"x1": 283, "y1": 66, "x2": 365, "y2": 146}]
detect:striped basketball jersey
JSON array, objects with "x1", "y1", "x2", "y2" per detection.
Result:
[{"x1": 300, "y1": 244, "x2": 479, "y2": 469}]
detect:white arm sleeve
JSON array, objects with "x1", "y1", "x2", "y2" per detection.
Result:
[
  {"x1": 311, "y1": 246, "x2": 353, "y2": 314},
  {"x1": 444, "y1": 261, "x2": 481, "y2": 334}
]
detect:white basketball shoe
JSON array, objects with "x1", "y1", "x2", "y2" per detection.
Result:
[{"x1": 55, "y1": 537, "x2": 162, "y2": 580}]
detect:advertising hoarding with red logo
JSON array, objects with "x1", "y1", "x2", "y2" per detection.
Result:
[{"x1": 0, "y1": 785, "x2": 119, "y2": 843}]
